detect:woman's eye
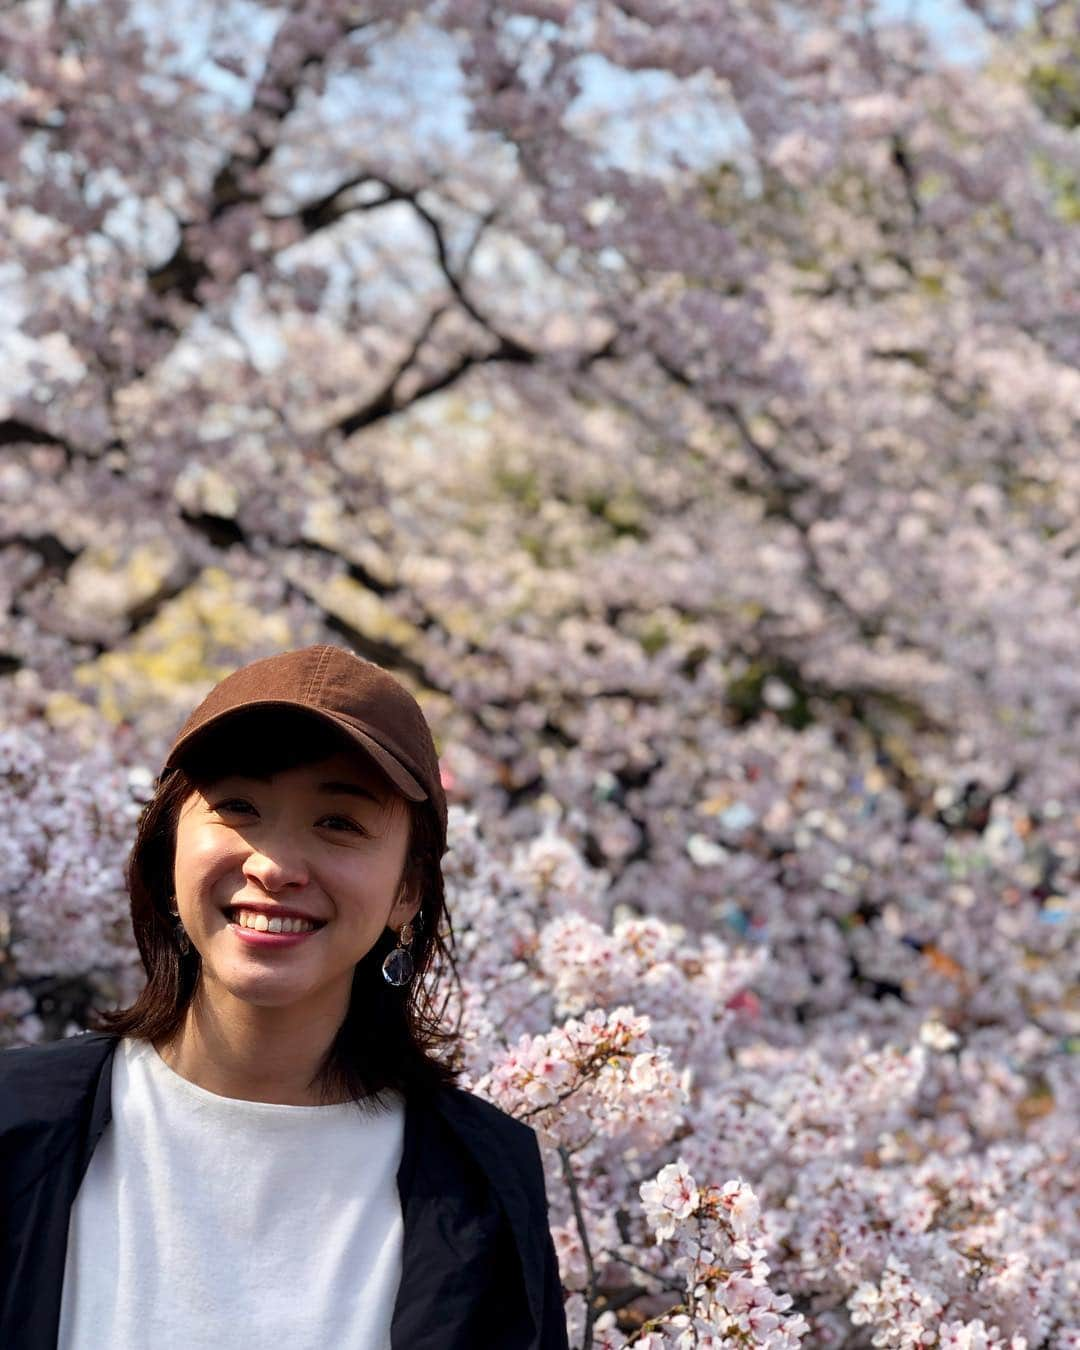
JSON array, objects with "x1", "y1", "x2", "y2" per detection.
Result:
[
  {"x1": 321, "y1": 815, "x2": 366, "y2": 834},
  {"x1": 213, "y1": 798, "x2": 256, "y2": 815}
]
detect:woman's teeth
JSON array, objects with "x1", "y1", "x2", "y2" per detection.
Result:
[{"x1": 231, "y1": 911, "x2": 318, "y2": 935}]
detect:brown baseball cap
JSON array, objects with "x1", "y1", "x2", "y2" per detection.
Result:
[{"x1": 162, "y1": 645, "x2": 447, "y2": 852}]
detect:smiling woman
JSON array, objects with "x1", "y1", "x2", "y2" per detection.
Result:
[
  {"x1": 142, "y1": 727, "x2": 432, "y2": 1106},
  {"x1": 96, "y1": 679, "x2": 454, "y2": 1110},
  {"x1": 0, "y1": 646, "x2": 570, "y2": 1350}
]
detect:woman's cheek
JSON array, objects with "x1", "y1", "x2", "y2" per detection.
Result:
[{"x1": 179, "y1": 824, "x2": 237, "y2": 882}]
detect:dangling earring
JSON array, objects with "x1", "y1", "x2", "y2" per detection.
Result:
[
  {"x1": 382, "y1": 920, "x2": 415, "y2": 987},
  {"x1": 168, "y1": 899, "x2": 192, "y2": 957}
]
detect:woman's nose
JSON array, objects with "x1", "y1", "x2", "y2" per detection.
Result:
[{"x1": 241, "y1": 843, "x2": 310, "y2": 892}]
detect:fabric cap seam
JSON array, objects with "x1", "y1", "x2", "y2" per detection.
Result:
[{"x1": 304, "y1": 645, "x2": 330, "y2": 705}]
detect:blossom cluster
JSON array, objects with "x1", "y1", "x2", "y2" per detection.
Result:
[
  {"x1": 0, "y1": 726, "x2": 144, "y2": 989},
  {"x1": 474, "y1": 1005, "x2": 687, "y2": 1153},
  {"x1": 614, "y1": 1162, "x2": 809, "y2": 1350}
]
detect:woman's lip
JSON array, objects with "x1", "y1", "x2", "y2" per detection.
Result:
[{"x1": 227, "y1": 920, "x2": 322, "y2": 947}]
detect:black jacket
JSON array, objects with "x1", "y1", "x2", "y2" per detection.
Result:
[{"x1": 0, "y1": 1031, "x2": 570, "y2": 1350}]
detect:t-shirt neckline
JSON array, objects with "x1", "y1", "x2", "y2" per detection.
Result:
[{"x1": 126, "y1": 1035, "x2": 390, "y2": 1116}]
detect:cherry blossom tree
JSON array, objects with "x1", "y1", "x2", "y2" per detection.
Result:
[{"x1": 2, "y1": 0, "x2": 1078, "y2": 1344}]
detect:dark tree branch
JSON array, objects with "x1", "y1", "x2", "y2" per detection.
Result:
[
  {"x1": 178, "y1": 510, "x2": 246, "y2": 550},
  {"x1": 333, "y1": 314, "x2": 539, "y2": 437},
  {"x1": 559, "y1": 1145, "x2": 598, "y2": 1350},
  {"x1": 890, "y1": 134, "x2": 923, "y2": 221},
  {"x1": 146, "y1": 244, "x2": 207, "y2": 305},
  {"x1": 279, "y1": 175, "x2": 399, "y2": 234},
  {"x1": 149, "y1": 8, "x2": 375, "y2": 303},
  {"x1": 0, "y1": 419, "x2": 73, "y2": 454},
  {"x1": 285, "y1": 172, "x2": 537, "y2": 364},
  {"x1": 0, "y1": 534, "x2": 78, "y2": 574},
  {"x1": 336, "y1": 309, "x2": 614, "y2": 438}
]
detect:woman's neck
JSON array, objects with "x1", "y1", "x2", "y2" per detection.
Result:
[{"x1": 152, "y1": 990, "x2": 350, "y2": 1106}]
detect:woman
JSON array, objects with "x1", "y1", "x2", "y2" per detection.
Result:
[{"x1": 0, "y1": 645, "x2": 569, "y2": 1350}]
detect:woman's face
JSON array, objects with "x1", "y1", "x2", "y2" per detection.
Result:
[{"x1": 171, "y1": 748, "x2": 417, "y2": 1022}]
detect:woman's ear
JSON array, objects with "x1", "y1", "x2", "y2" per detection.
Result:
[
  {"x1": 389, "y1": 871, "x2": 421, "y2": 931},
  {"x1": 391, "y1": 896, "x2": 421, "y2": 931}
]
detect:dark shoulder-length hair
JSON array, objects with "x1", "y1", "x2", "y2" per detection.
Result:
[{"x1": 87, "y1": 708, "x2": 461, "y2": 1107}]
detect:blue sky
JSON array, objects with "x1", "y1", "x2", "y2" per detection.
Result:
[{"x1": 872, "y1": 0, "x2": 993, "y2": 63}]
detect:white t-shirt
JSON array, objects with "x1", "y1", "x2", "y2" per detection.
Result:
[{"x1": 57, "y1": 1035, "x2": 406, "y2": 1350}]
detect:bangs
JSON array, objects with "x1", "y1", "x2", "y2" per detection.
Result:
[{"x1": 174, "y1": 706, "x2": 390, "y2": 791}]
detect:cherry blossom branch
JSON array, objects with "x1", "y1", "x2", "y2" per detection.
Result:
[{"x1": 559, "y1": 1144, "x2": 598, "y2": 1350}]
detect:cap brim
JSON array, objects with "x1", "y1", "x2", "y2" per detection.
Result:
[{"x1": 163, "y1": 701, "x2": 428, "y2": 802}]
